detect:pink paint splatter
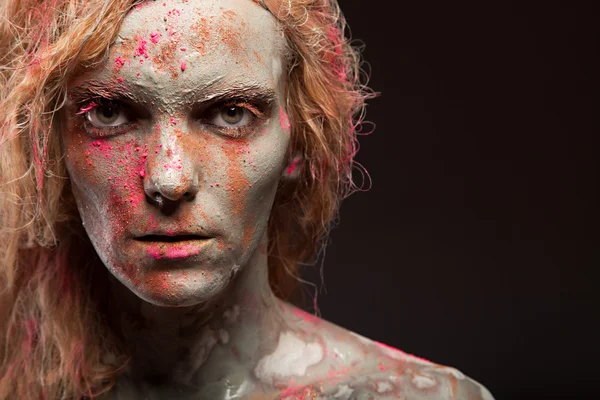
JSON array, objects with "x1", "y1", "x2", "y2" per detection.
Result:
[
  {"x1": 279, "y1": 106, "x2": 291, "y2": 131},
  {"x1": 150, "y1": 31, "x2": 162, "y2": 44},
  {"x1": 180, "y1": 47, "x2": 186, "y2": 51},
  {"x1": 180, "y1": 61, "x2": 187, "y2": 72},
  {"x1": 77, "y1": 101, "x2": 98, "y2": 115},
  {"x1": 117, "y1": 77, "x2": 124, "y2": 83},
  {"x1": 169, "y1": 116, "x2": 178, "y2": 125}
]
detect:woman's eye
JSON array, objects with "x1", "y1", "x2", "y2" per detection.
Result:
[
  {"x1": 210, "y1": 106, "x2": 255, "y2": 127},
  {"x1": 86, "y1": 101, "x2": 129, "y2": 127}
]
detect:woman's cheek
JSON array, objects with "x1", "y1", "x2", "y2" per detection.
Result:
[
  {"x1": 66, "y1": 132, "x2": 148, "y2": 227},
  {"x1": 219, "y1": 138, "x2": 256, "y2": 249}
]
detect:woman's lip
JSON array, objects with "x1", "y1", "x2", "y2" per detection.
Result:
[
  {"x1": 140, "y1": 239, "x2": 212, "y2": 260},
  {"x1": 136, "y1": 234, "x2": 210, "y2": 242}
]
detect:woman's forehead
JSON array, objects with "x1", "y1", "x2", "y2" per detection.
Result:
[
  {"x1": 119, "y1": 0, "x2": 285, "y2": 65},
  {"x1": 72, "y1": 0, "x2": 286, "y2": 105}
]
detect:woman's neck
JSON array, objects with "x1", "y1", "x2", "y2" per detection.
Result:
[{"x1": 105, "y1": 236, "x2": 288, "y2": 392}]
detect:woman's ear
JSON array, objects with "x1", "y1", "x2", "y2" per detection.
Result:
[{"x1": 282, "y1": 154, "x2": 303, "y2": 181}]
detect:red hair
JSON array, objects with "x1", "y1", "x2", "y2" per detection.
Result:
[{"x1": 0, "y1": 0, "x2": 372, "y2": 397}]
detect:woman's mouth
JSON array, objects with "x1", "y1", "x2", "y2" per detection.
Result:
[{"x1": 135, "y1": 234, "x2": 212, "y2": 260}]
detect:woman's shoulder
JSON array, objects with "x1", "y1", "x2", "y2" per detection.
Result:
[{"x1": 277, "y1": 303, "x2": 495, "y2": 399}]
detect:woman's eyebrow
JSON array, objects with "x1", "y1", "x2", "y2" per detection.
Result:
[
  {"x1": 68, "y1": 80, "x2": 278, "y2": 106},
  {"x1": 68, "y1": 80, "x2": 136, "y2": 104},
  {"x1": 199, "y1": 86, "x2": 277, "y2": 105}
]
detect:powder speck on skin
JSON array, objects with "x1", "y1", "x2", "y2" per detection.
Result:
[
  {"x1": 114, "y1": 56, "x2": 126, "y2": 71},
  {"x1": 134, "y1": 37, "x2": 149, "y2": 58},
  {"x1": 180, "y1": 60, "x2": 186, "y2": 71},
  {"x1": 150, "y1": 31, "x2": 162, "y2": 44}
]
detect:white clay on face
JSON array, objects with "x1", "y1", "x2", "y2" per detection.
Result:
[
  {"x1": 63, "y1": 0, "x2": 290, "y2": 307},
  {"x1": 254, "y1": 331, "x2": 324, "y2": 385}
]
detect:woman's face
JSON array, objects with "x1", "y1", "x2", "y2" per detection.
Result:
[{"x1": 62, "y1": 0, "x2": 290, "y2": 306}]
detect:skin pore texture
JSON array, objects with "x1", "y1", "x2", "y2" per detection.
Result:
[{"x1": 61, "y1": 0, "x2": 495, "y2": 399}]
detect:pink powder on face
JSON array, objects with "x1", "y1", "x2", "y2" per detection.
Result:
[
  {"x1": 134, "y1": 37, "x2": 149, "y2": 58},
  {"x1": 167, "y1": 8, "x2": 181, "y2": 17},
  {"x1": 279, "y1": 106, "x2": 291, "y2": 131},
  {"x1": 169, "y1": 116, "x2": 178, "y2": 125},
  {"x1": 77, "y1": 101, "x2": 98, "y2": 115},
  {"x1": 114, "y1": 56, "x2": 127, "y2": 71},
  {"x1": 180, "y1": 61, "x2": 186, "y2": 71},
  {"x1": 90, "y1": 140, "x2": 113, "y2": 159},
  {"x1": 150, "y1": 31, "x2": 162, "y2": 44}
]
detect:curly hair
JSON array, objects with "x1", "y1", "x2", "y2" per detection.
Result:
[{"x1": 0, "y1": 0, "x2": 372, "y2": 398}]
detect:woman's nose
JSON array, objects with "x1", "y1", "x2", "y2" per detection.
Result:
[
  {"x1": 143, "y1": 129, "x2": 200, "y2": 204},
  {"x1": 144, "y1": 173, "x2": 199, "y2": 202}
]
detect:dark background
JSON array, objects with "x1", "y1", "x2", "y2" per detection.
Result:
[{"x1": 301, "y1": 2, "x2": 597, "y2": 400}]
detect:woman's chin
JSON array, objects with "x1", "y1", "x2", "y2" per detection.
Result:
[{"x1": 119, "y1": 268, "x2": 230, "y2": 308}]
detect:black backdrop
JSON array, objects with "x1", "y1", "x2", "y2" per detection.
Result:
[{"x1": 300, "y1": 2, "x2": 597, "y2": 400}]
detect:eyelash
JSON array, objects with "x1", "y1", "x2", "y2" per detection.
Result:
[
  {"x1": 75, "y1": 98, "x2": 136, "y2": 137},
  {"x1": 208, "y1": 101, "x2": 264, "y2": 138},
  {"x1": 74, "y1": 97, "x2": 268, "y2": 138}
]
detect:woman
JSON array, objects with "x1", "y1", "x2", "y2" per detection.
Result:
[{"x1": 0, "y1": 0, "x2": 494, "y2": 398}]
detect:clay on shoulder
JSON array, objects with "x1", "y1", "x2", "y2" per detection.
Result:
[{"x1": 266, "y1": 305, "x2": 495, "y2": 400}]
